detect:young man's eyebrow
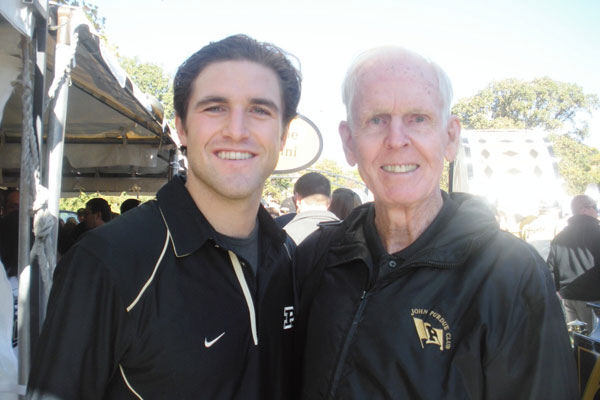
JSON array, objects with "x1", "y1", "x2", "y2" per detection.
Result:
[
  {"x1": 192, "y1": 96, "x2": 280, "y2": 113},
  {"x1": 193, "y1": 96, "x2": 227, "y2": 110},
  {"x1": 250, "y1": 98, "x2": 280, "y2": 113}
]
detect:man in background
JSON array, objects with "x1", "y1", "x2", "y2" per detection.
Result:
[
  {"x1": 0, "y1": 190, "x2": 21, "y2": 277},
  {"x1": 120, "y1": 198, "x2": 141, "y2": 214},
  {"x1": 547, "y1": 194, "x2": 600, "y2": 329},
  {"x1": 83, "y1": 197, "x2": 111, "y2": 230},
  {"x1": 283, "y1": 172, "x2": 338, "y2": 244},
  {"x1": 3, "y1": 190, "x2": 19, "y2": 216}
]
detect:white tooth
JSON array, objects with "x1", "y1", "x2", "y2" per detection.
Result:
[
  {"x1": 217, "y1": 151, "x2": 252, "y2": 160},
  {"x1": 382, "y1": 164, "x2": 417, "y2": 173}
]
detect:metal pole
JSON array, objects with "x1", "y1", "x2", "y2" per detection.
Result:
[
  {"x1": 17, "y1": 40, "x2": 34, "y2": 398},
  {"x1": 26, "y1": 9, "x2": 48, "y2": 371},
  {"x1": 168, "y1": 149, "x2": 178, "y2": 180},
  {"x1": 448, "y1": 161, "x2": 455, "y2": 193},
  {"x1": 34, "y1": 12, "x2": 46, "y2": 182},
  {"x1": 44, "y1": 7, "x2": 71, "y2": 308}
]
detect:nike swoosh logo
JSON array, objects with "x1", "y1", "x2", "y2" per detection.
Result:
[{"x1": 204, "y1": 332, "x2": 226, "y2": 348}]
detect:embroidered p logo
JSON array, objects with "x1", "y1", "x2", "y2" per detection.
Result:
[{"x1": 283, "y1": 306, "x2": 294, "y2": 330}]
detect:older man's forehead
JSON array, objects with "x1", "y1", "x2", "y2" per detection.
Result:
[
  {"x1": 360, "y1": 54, "x2": 438, "y2": 87},
  {"x1": 353, "y1": 60, "x2": 442, "y2": 111}
]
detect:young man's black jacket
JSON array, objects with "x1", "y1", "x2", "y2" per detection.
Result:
[
  {"x1": 295, "y1": 192, "x2": 577, "y2": 399},
  {"x1": 28, "y1": 176, "x2": 297, "y2": 400}
]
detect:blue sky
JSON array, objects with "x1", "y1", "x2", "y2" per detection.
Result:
[{"x1": 99, "y1": 0, "x2": 600, "y2": 166}]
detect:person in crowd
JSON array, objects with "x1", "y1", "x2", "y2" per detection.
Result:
[
  {"x1": 70, "y1": 197, "x2": 112, "y2": 244},
  {"x1": 57, "y1": 217, "x2": 78, "y2": 257},
  {"x1": 328, "y1": 187, "x2": 362, "y2": 220},
  {"x1": 274, "y1": 207, "x2": 295, "y2": 228},
  {"x1": 3, "y1": 190, "x2": 19, "y2": 216},
  {"x1": 0, "y1": 258, "x2": 18, "y2": 396},
  {"x1": 120, "y1": 198, "x2": 140, "y2": 214},
  {"x1": 547, "y1": 194, "x2": 600, "y2": 329},
  {"x1": 0, "y1": 191, "x2": 21, "y2": 278},
  {"x1": 282, "y1": 172, "x2": 339, "y2": 244},
  {"x1": 76, "y1": 208, "x2": 85, "y2": 224},
  {"x1": 295, "y1": 46, "x2": 577, "y2": 399},
  {"x1": 27, "y1": 34, "x2": 301, "y2": 400}
]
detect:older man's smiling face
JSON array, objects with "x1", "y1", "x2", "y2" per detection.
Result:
[{"x1": 339, "y1": 55, "x2": 460, "y2": 212}]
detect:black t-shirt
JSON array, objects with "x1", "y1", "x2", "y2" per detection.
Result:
[{"x1": 213, "y1": 219, "x2": 259, "y2": 276}]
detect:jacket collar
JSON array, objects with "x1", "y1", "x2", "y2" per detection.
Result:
[
  {"x1": 156, "y1": 175, "x2": 286, "y2": 257},
  {"x1": 568, "y1": 214, "x2": 599, "y2": 227},
  {"x1": 330, "y1": 192, "x2": 498, "y2": 269}
]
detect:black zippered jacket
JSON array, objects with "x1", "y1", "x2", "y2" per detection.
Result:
[
  {"x1": 28, "y1": 176, "x2": 297, "y2": 399},
  {"x1": 546, "y1": 214, "x2": 600, "y2": 301},
  {"x1": 296, "y1": 192, "x2": 577, "y2": 399}
]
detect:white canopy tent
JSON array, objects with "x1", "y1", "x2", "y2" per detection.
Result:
[
  {"x1": 0, "y1": 3, "x2": 178, "y2": 398},
  {"x1": 0, "y1": 3, "x2": 177, "y2": 195}
]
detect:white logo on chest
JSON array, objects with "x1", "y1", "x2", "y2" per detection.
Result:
[
  {"x1": 283, "y1": 306, "x2": 294, "y2": 329},
  {"x1": 204, "y1": 332, "x2": 226, "y2": 348}
]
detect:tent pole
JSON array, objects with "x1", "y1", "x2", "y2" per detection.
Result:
[
  {"x1": 17, "y1": 40, "x2": 34, "y2": 398},
  {"x1": 44, "y1": 7, "x2": 71, "y2": 308}
]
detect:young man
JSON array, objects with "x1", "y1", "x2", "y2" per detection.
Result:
[
  {"x1": 295, "y1": 47, "x2": 577, "y2": 399},
  {"x1": 28, "y1": 35, "x2": 301, "y2": 400}
]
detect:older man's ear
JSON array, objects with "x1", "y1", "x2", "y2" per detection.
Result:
[
  {"x1": 444, "y1": 116, "x2": 461, "y2": 163},
  {"x1": 339, "y1": 121, "x2": 357, "y2": 167}
]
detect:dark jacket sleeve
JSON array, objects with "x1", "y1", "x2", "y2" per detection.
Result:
[
  {"x1": 27, "y1": 243, "x2": 132, "y2": 399},
  {"x1": 484, "y1": 254, "x2": 578, "y2": 399},
  {"x1": 560, "y1": 263, "x2": 600, "y2": 301},
  {"x1": 545, "y1": 242, "x2": 561, "y2": 291}
]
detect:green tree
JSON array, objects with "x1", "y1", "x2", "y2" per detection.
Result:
[
  {"x1": 452, "y1": 77, "x2": 599, "y2": 139},
  {"x1": 263, "y1": 176, "x2": 294, "y2": 204},
  {"x1": 119, "y1": 56, "x2": 175, "y2": 123},
  {"x1": 309, "y1": 159, "x2": 365, "y2": 191},
  {"x1": 548, "y1": 134, "x2": 600, "y2": 195},
  {"x1": 56, "y1": 0, "x2": 106, "y2": 39},
  {"x1": 60, "y1": 192, "x2": 154, "y2": 214},
  {"x1": 452, "y1": 78, "x2": 600, "y2": 194},
  {"x1": 56, "y1": 1, "x2": 175, "y2": 123},
  {"x1": 262, "y1": 158, "x2": 367, "y2": 205}
]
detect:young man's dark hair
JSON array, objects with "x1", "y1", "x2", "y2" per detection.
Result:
[
  {"x1": 85, "y1": 198, "x2": 111, "y2": 223},
  {"x1": 294, "y1": 172, "x2": 331, "y2": 198},
  {"x1": 173, "y1": 34, "x2": 302, "y2": 128}
]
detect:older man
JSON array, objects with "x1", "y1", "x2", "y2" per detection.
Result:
[{"x1": 295, "y1": 47, "x2": 577, "y2": 399}]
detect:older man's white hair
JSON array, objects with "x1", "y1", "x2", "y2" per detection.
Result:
[{"x1": 341, "y1": 47, "x2": 454, "y2": 125}]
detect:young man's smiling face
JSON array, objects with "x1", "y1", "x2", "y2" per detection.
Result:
[{"x1": 176, "y1": 60, "x2": 286, "y2": 203}]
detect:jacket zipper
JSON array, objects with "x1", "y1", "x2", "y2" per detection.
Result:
[
  {"x1": 325, "y1": 261, "x2": 458, "y2": 398},
  {"x1": 327, "y1": 289, "x2": 370, "y2": 399}
]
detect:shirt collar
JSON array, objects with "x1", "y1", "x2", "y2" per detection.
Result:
[{"x1": 156, "y1": 176, "x2": 286, "y2": 257}]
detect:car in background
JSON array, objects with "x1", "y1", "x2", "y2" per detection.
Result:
[{"x1": 59, "y1": 210, "x2": 78, "y2": 224}]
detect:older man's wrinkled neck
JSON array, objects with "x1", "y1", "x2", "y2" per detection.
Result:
[{"x1": 373, "y1": 192, "x2": 443, "y2": 254}]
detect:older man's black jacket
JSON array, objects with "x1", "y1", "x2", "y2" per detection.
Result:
[
  {"x1": 295, "y1": 192, "x2": 577, "y2": 399},
  {"x1": 28, "y1": 176, "x2": 297, "y2": 400}
]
